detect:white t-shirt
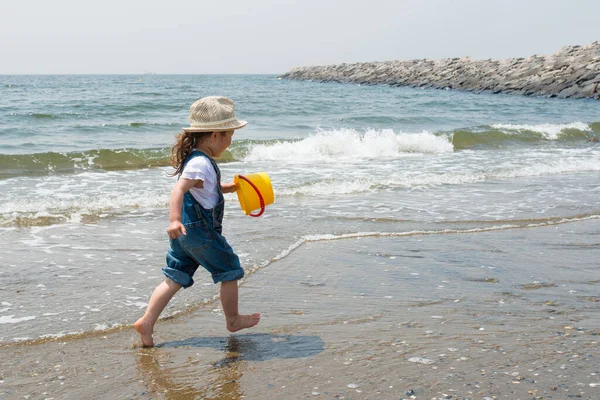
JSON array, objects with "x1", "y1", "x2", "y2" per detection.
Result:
[{"x1": 180, "y1": 152, "x2": 219, "y2": 209}]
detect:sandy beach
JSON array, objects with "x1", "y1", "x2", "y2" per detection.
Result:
[{"x1": 1, "y1": 218, "x2": 598, "y2": 400}]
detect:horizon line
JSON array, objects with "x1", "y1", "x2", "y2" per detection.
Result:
[{"x1": 0, "y1": 73, "x2": 283, "y2": 76}]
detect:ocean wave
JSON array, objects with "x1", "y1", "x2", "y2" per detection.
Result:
[
  {"x1": 452, "y1": 122, "x2": 596, "y2": 149},
  {"x1": 339, "y1": 115, "x2": 405, "y2": 124},
  {"x1": 29, "y1": 113, "x2": 57, "y2": 119},
  {"x1": 2, "y1": 145, "x2": 598, "y2": 227},
  {"x1": 0, "y1": 148, "x2": 173, "y2": 179},
  {"x1": 126, "y1": 121, "x2": 171, "y2": 128},
  {"x1": 130, "y1": 91, "x2": 165, "y2": 96},
  {"x1": 3, "y1": 155, "x2": 597, "y2": 228},
  {"x1": 0, "y1": 144, "x2": 251, "y2": 179},
  {"x1": 244, "y1": 129, "x2": 453, "y2": 162},
  {"x1": 128, "y1": 122, "x2": 148, "y2": 127},
  {"x1": 490, "y1": 122, "x2": 592, "y2": 140}
]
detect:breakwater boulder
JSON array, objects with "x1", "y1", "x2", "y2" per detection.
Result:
[{"x1": 280, "y1": 42, "x2": 600, "y2": 99}]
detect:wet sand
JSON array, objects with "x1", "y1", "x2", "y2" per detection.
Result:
[{"x1": 1, "y1": 220, "x2": 599, "y2": 399}]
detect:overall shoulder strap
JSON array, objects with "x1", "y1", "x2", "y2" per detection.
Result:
[
  {"x1": 182, "y1": 150, "x2": 206, "y2": 167},
  {"x1": 180, "y1": 150, "x2": 209, "y2": 174},
  {"x1": 181, "y1": 150, "x2": 221, "y2": 184}
]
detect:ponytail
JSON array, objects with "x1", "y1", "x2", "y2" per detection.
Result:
[{"x1": 169, "y1": 131, "x2": 212, "y2": 176}]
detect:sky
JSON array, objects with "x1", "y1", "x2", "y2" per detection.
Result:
[{"x1": 1, "y1": 0, "x2": 598, "y2": 74}]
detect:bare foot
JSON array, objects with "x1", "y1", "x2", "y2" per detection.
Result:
[
  {"x1": 227, "y1": 313, "x2": 261, "y2": 333},
  {"x1": 134, "y1": 318, "x2": 155, "y2": 347}
]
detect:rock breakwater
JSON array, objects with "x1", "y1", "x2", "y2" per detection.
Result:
[{"x1": 280, "y1": 42, "x2": 600, "y2": 99}]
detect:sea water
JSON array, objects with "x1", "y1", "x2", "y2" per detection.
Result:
[{"x1": 0, "y1": 74, "x2": 598, "y2": 343}]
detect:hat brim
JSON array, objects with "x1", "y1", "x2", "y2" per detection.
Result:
[{"x1": 182, "y1": 120, "x2": 247, "y2": 133}]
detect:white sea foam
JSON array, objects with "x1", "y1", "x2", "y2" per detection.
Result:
[
  {"x1": 1, "y1": 129, "x2": 598, "y2": 222},
  {"x1": 0, "y1": 189, "x2": 170, "y2": 221},
  {"x1": 265, "y1": 226, "x2": 524, "y2": 266},
  {"x1": 0, "y1": 315, "x2": 36, "y2": 324},
  {"x1": 408, "y1": 357, "x2": 435, "y2": 364},
  {"x1": 299, "y1": 216, "x2": 599, "y2": 243},
  {"x1": 276, "y1": 152, "x2": 600, "y2": 196},
  {"x1": 245, "y1": 129, "x2": 453, "y2": 162},
  {"x1": 278, "y1": 180, "x2": 377, "y2": 196},
  {"x1": 498, "y1": 157, "x2": 600, "y2": 178},
  {"x1": 491, "y1": 122, "x2": 591, "y2": 140},
  {"x1": 0, "y1": 169, "x2": 172, "y2": 225}
]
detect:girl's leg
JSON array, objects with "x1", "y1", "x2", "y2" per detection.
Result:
[
  {"x1": 220, "y1": 280, "x2": 261, "y2": 332},
  {"x1": 134, "y1": 279, "x2": 182, "y2": 347}
]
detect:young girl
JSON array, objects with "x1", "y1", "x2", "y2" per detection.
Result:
[{"x1": 134, "y1": 96, "x2": 260, "y2": 347}]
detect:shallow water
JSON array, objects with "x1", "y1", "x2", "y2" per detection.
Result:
[
  {"x1": 1, "y1": 218, "x2": 598, "y2": 399},
  {"x1": 1, "y1": 75, "x2": 599, "y2": 344}
]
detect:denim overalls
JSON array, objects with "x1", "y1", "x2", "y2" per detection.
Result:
[{"x1": 162, "y1": 150, "x2": 244, "y2": 287}]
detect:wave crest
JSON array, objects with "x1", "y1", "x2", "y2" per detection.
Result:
[
  {"x1": 0, "y1": 148, "x2": 172, "y2": 179},
  {"x1": 452, "y1": 122, "x2": 595, "y2": 149},
  {"x1": 490, "y1": 122, "x2": 591, "y2": 140},
  {"x1": 244, "y1": 129, "x2": 453, "y2": 162}
]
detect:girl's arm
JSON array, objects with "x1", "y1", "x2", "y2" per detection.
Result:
[
  {"x1": 167, "y1": 178, "x2": 199, "y2": 239},
  {"x1": 221, "y1": 182, "x2": 238, "y2": 194}
]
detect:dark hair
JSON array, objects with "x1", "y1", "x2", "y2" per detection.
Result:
[{"x1": 169, "y1": 131, "x2": 212, "y2": 176}]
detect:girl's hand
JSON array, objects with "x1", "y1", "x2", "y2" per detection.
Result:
[
  {"x1": 167, "y1": 221, "x2": 187, "y2": 239},
  {"x1": 221, "y1": 181, "x2": 238, "y2": 193}
]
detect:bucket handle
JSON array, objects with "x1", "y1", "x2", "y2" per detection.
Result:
[{"x1": 237, "y1": 175, "x2": 265, "y2": 217}]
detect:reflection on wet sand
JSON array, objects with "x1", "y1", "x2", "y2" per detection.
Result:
[
  {"x1": 137, "y1": 348, "x2": 244, "y2": 400},
  {"x1": 136, "y1": 334, "x2": 324, "y2": 399}
]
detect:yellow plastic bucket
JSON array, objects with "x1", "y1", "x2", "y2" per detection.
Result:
[{"x1": 234, "y1": 172, "x2": 274, "y2": 217}]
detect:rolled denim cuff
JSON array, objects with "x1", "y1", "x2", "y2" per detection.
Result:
[
  {"x1": 212, "y1": 268, "x2": 244, "y2": 283},
  {"x1": 162, "y1": 266, "x2": 194, "y2": 288}
]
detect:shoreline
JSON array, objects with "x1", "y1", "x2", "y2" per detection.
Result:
[
  {"x1": 2, "y1": 213, "x2": 598, "y2": 346},
  {"x1": 280, "y1": 42, "x2": 600, "y2": 99},
  {"x1": 1, "y1": 219, "x2": 598, "y2": 399}
]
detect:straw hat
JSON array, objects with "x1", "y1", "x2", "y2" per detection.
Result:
[{"x1": 183, "y1": 96, "x2": 247, "y2": 133}]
